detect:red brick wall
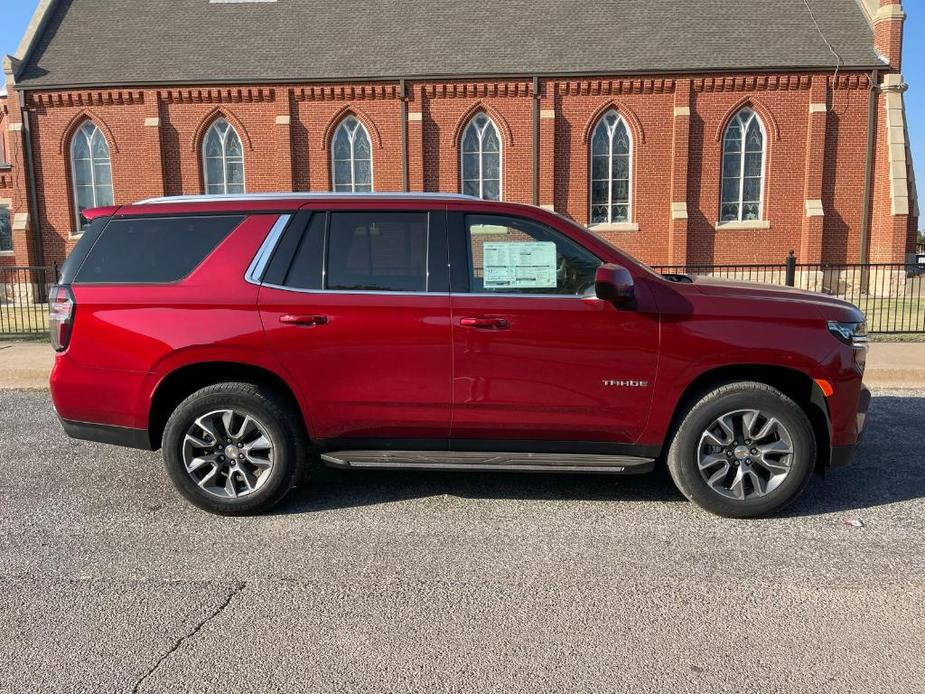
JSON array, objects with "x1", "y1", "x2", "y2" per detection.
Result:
[{"x1": 7, "y1": 70, "x2": 917, "y2": 267}]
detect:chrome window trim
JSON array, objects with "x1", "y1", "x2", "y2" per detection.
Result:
[
  {"x1": 244, "y1": 214, "x2": 292, "y2": 285},
  {"x1": 260, "y1": 283, "x2": 444, "y2": 298},
  {"x1": 256, "y1": 283, "x2": 596, "y2": 301},
  {"x1": 461, "y1": 292, "x2": 599, "y2": 300}
]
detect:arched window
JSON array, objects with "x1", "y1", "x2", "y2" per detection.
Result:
[
  {"x1": 331, "y1": 116, "x2": 373, "y2": 192},
  {"x1": 202, "y1": 118, "x2": 245, "y2": 195},
  {"x1": 721, "y1": 108, "x2": 766, "y2": 222},
  {"x1": 590, "y1": 111, "x2": 632, "y2": 224},
  {"x1": 461, "y1": 114, "x2": 501, "y2": 200},
  {"x1": 70, "y1": 121, "x2": 114, "y2": 220}
]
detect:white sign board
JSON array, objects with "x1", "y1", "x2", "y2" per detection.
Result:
[{"x1": 483, "y1": 242, "x2": 558, "y2": 290}]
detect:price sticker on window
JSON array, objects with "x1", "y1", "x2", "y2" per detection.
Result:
[{"x1": 483, "y1": 242, "x2": 558, "y2": 289}]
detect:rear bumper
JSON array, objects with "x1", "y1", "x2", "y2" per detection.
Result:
[{"x1": 59, "y1": 417, "x2": 154, "y2": 451}]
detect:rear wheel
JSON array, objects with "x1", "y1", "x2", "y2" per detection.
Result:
[
  {"x1": 162, "y1": 382, "x2": 306, "y2": 515},
  {"x1": 666, "y1": 382, "x2": 816, "y2": 518}
]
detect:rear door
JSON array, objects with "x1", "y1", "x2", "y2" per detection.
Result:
[
  {"x1": 257, "y1": 207, "x2": 453, "y2": 444},
  {"x1": 448, "y1": 212, "x2": 659, "y2": 446}
]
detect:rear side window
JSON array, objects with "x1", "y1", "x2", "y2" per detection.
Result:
[
  {"x1": 326, "y1": 212, "x2": 428, "y2": 292},
  {"x1": 74, "y1": 215, "x2": 243, "y2": 284}
]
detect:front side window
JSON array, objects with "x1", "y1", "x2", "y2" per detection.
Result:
[
  {"x1": 326, "y1": 212, "x2": 427, "y2": 292},
  {"x1": 0, "y1": 207, "x2": 12, "y2": 252},
  {"x1": 331, "y1": 117, "x2": 373, "y2": 192},
  {"x1": 461, "y1": 114, "x2": 501, "y2": 200},
  {"x1": 721, "y1": 108, "x2": 765, "y2": 222},
  {"x1": 589, "y1": 111, "x2": 632, "y2": 224},
  {"x1": 203, "y1": 118, "x2": 245, "y2": 195},
  {"x1": 466, "y1": 215, "x2": 601, "y2": 296},
  {"x1": 70, "y1": 122, "x2": 114, "y2": 222}
]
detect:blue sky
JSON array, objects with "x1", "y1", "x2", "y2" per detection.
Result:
[{"x1": 1, "y1": 0, "x2": 922, "y2": 220}]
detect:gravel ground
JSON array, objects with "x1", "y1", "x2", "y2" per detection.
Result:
[{"x1": 1, "y1": 389, "x2": 923, "y2": 693}]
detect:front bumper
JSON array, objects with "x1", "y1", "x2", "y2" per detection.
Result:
[{"x1": 828, "y1": 384, "x2": 871, "y2": 469}]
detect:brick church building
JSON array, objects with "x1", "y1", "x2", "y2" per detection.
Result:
[{"x1": 0, "y1": 0, "x2": 918, "y2": 269}]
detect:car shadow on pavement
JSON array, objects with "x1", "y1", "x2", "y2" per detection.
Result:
[
  {"x1": 273, "y1": 394, "x2": 925, "y2": 517},
  {"x1": 277, "y1": 465, "x2": 687, "y2": 515},
  {"x1": 782, "y1": 394, "x2": 925, "y2": 518}
]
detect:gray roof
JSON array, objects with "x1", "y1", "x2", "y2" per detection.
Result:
[{"x1": 14, "y1": 0, "x2": 880, "y2": 89}]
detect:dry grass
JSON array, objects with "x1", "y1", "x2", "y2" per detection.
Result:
[{"x1": 0, "y1": 303, "x2": 49, "y2": 337}]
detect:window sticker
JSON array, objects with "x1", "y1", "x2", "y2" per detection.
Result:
[{"x1": 483, "y1": 241, "x2": 557, "y2": 289}]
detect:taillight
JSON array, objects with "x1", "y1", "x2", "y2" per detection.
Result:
[{"x1": 49, "y1": 284, "x2": 75, "y2": 352}]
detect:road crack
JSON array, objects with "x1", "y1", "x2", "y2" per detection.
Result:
[{"x1": 131, "y1": 581, "x2": 245, "y2": 694}]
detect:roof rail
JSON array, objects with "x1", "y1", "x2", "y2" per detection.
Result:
[{"x1": 135, "y1": 192, "x2": 481, "y2": 205}]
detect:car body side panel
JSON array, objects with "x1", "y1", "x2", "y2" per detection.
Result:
[
  {"x1": 52, "y1": 214, "x2": 279, "y2": 429},
  {"x1": 636, "y1": 280, "x2": 865, "y2": 449}
]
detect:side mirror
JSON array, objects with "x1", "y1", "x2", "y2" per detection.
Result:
[{"x1": 595, "y1": 263, "x2": 636, "y2": 310}]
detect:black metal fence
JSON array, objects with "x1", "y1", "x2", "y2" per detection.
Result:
[
  {"x1": 0, "y1": 256, "x2": 923, "y2": 337},
  {"x1": 0, "y1": 265, "x2": 57, "y2": 337},
  {"x1": 654, "y1": 253, "x2": 925, "y2": 334}
]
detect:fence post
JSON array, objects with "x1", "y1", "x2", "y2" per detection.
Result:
[{"x1": 785, "y1": 250, "x2": 796, "y2": 287}]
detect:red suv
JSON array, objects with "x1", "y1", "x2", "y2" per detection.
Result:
[{"x1": 49, "y1": 194, "x2": 869, "y2": 518}]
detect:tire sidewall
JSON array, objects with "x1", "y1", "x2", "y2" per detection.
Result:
[
  {"x1": 162, "y1": 387, "x2": 298, "y2": 515},
  {"x1": 668, "y1": 386, "x2": 816, "y2": 518}
]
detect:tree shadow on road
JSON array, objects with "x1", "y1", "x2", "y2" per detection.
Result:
[{"x1": 272, "y1": 394, "x2": 925, "y2": 517}]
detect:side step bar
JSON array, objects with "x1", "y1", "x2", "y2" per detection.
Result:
[{"x1": 320, "y1": 450, "x2": 655, "y2": 475}]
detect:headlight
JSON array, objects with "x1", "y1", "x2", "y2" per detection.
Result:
[{"x1": 827, "y1": 320, "x2": 868, "y2": 348}]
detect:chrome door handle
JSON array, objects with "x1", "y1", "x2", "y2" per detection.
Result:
[
  {"x1": 459, "y1": 317, "x2": 509, "y2": 330},
  {"x1": 279, "y1": 314, "x2": 328, "y2": 327}
]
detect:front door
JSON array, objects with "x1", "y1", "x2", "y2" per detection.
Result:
[
  {"x1": 449, "y1": 213, "x2": 659, "y2": 446},
  {"x1": 259, "y1": 209, "x2": 452, "y2": 443}
]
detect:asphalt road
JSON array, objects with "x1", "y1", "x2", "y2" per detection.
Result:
[{"x1": 1, "y1": 389, "x2": 924, "y2": 694}]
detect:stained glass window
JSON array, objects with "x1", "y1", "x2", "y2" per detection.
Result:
[
  {"x1": 589, "y1": 111, "x2": 632, "y2": 224},
  {"x1": 331, "y1": 117, "x2": 373, "y2": 192},
  {"x1": 202, "y1": 118, "x2": 245, "y2": 195},
  {"x1": 70, "y1": 122, "x2": 114, "y2": 225},
  {"x1": 720, "y1": 108, "x2": 765, "y2": 222},
  {"x1": 461, "y1": 114, "x2": 501, "y2": 201}
]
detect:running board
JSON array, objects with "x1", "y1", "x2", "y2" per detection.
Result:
[{"x1": 320, "y1": 450, "x2": 655, "y2": 474}]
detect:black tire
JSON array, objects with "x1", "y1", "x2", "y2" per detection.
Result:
[
  {"x1": 666, "y1": 381, "x2": 816, "y2": 519},
  {"x1": 162, "y1": 381, "x2": 308, "y2": 515}
]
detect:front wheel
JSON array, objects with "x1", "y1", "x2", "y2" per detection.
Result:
[
  {"x1": 666, "y1": 382, "x2": 816, "y2": 518},
  {"x1": 162, "y1": 382, "x2": 305, "y2": 515}
]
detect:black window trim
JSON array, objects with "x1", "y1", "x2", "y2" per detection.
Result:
[
  {"x1": 456, "y1": 212, "x2": 604, "y2": 299},
  {"x1": 257, "y1": 208, "x2": 449, "y2": 296}
]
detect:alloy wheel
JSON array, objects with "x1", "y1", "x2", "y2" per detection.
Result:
[
  {"x1": 181, "y1": 409, "x2": 275, "y2": 499},
  {"x1": 697, "y1": 409, "x2": 794, "y2": 501}
]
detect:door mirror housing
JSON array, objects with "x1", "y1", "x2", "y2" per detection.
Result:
[{"x1": 595, "y1": 264, "x2": 636, "y2": 310}]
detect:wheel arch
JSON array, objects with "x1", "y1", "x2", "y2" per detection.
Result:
[
  {"x1": 663, "y1": 364, "x2": 832, "y2": 473},
  {"x1": 147, "y1": 361, "x2": 309, "y2": 450}
]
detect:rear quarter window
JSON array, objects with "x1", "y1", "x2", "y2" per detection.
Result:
[{"x1": 74, "y1": 215, "x2": 244, "y2": 284}]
